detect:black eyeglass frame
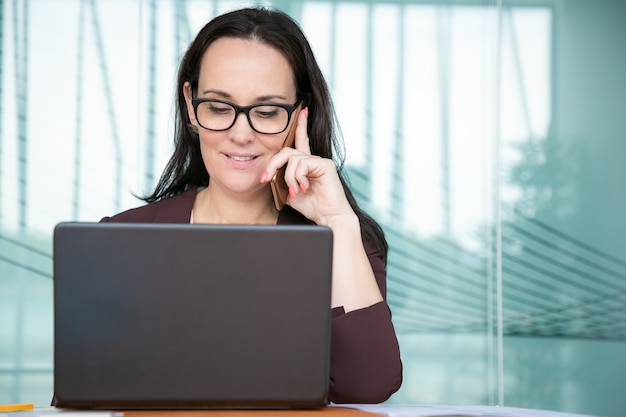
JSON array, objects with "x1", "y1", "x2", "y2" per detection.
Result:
[{"x1": 191, "y1": 97, "x2": 303, "y2": 134}]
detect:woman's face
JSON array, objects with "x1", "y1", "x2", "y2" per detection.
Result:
[{"x1": 184, "y1": 37, "x2": 297, "y2": 198}]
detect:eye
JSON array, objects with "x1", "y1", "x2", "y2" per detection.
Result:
[
  {"x1": 251, "y1": 105, "x2": 282, "y2": 119},
  {"x1": 206, "y1": 101, "x2": 234, "y2": 115}
]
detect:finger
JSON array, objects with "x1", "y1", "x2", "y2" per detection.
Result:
[
  {"x1": 294, "y1": 106, "x2": 311, "y2": 155},
  {"x1": 288, "y1": 155, "x2": 328, "y2": 194},
  {"x1": 260, "y1": 147, "x2": 291, "y2": 183},
  {"x1": 282, "y1": 153, "x2": 308, "y2": 193}
]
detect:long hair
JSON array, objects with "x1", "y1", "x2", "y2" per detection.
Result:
[{"x1": 144, "y1": 7, "x2": 388, "y2": 262}]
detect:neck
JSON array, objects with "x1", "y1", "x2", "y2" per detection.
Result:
[{"x1": 192, "y1": 185, "x2": 278, "y2": 225}]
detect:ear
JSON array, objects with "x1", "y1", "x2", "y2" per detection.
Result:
[{"x1": 183, "y1": 81, "x2": 199, "y2": 129}]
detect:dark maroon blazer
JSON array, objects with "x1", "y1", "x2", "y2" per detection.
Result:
[{"x1": 72, "y1": 186, "x2": 402, "y2": 404}]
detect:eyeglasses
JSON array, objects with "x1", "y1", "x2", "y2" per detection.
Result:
[{"x1": 191, "y1": 98, "x2": 302, "y2": 134}]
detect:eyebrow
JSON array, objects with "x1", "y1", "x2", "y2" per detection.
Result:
[{"x1": 199, "y1": 89, "x2": 288, "y2": 102}]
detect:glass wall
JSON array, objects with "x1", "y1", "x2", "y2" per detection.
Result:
[{"x1": 1, "y1": 1, "x2": 624, "y2": 416}]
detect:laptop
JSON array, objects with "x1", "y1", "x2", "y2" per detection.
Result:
[{"x1": 53, "y1": 222, "x2": 333, "y2": 410}]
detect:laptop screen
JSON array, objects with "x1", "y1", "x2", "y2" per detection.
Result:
[{"x1": 53, "y1": 222, "x2": 333, "y2": 409}]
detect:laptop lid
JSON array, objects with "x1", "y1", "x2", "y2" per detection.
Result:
[{"x1": 53, "y1": 222, "x2": 333, "y2": 409}]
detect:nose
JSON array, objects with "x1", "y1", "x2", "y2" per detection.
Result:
[{"x1": 228, "y1": 112, "x2": 255, "y2": 143}]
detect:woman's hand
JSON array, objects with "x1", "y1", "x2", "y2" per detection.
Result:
[
  {"x1": 261, "y1": 107, "x2": 384, "y2": 312},
  {"x1": 261, "y1": 107, "x2": 353, "y2": 227}
]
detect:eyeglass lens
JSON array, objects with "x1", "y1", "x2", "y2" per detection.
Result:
[{"x1": 195, "y1": 101, "x2": 290, "y2": 134}]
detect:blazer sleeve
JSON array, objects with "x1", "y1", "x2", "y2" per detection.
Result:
[{"x1": 327, "y1": 238, "x2": 403, "y2": 404}]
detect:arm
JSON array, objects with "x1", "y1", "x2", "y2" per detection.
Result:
[
  {"x1": 263, "y1": 108, "x2": 402, "y2": 403},
  {"x1": 275, "y1": 184, "x2": 402, "y2": 403},
  {"x1": 328, "y1": 237, "x2": 403, "y2": 404},
  {"x1": 326, "y1": 212, "x2": 382, "y2": 312}
]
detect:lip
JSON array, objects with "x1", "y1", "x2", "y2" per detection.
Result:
[{"x1": 222, "y1": 152, "x2": 261, "y2": 169}]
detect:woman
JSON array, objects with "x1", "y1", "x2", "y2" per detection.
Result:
[{"x1": 102, "y1": 7, "x2": 402, "y2": 403}]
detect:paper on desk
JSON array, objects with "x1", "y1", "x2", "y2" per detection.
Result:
[
  {"x1": 0, "y1": 407, "x2": 114, "y2": 417},
  {"x1": 340, "y1": 404, "x2": 597, "y2": 417}
]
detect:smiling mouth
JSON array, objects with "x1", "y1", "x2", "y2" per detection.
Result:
[{"x1": 227, "y1": 155, "x2": 257, "y2": 162}]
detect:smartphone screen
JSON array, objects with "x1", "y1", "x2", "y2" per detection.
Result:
[{"x1": 270, "y1": 106, "x2": 302, "y2": 210}]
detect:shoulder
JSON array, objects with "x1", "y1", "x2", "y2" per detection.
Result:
[{"x1": 100, "y1": 186, "x2": 198, "y2": 223}]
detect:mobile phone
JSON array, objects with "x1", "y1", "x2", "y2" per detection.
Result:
[{"x1": 270, "y1": 106, "x2": 302, "y2": 210}]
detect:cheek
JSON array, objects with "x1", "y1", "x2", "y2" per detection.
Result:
[
  {"x1": 197, "y1": 131, "x2": 222, "y2": 150},
  {"x1": 197, "y1": 132, "x2": 223, "y2": 168},
  {"x1": 260, "y1": 136, "x2": 286, "y2": 154}
]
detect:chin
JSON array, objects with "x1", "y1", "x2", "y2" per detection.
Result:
[{"x1": 226, "y1": 181, "x2": 266, "y2": 196}]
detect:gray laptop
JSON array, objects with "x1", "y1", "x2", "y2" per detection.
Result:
[{"x1": 53, "y1": 222, "x2": 333, "y2": 410}]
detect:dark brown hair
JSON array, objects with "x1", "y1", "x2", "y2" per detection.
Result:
[{"x1": 144, "y1": 7, "x2": 387, "y2": 262}]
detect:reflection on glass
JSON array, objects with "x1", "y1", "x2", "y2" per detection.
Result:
[{"x1": 1, "y1": 1, "x2": 624, "y2": 415}]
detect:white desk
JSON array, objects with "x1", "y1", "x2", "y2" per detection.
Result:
[{"x1": 2, "y1": 404, "x2": 596, "y2": 417}]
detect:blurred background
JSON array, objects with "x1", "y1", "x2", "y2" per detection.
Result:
[{"x1": 1, "y1": 1, "x2": 625, "y2": 416}]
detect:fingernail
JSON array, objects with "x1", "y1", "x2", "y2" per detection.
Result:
[
  {"x1": 260, "y1": 171, "x2": 268, "y2": 183},
  {"x1": 289, "y1": 186, "x2": 297, "y2": 199},
  {"x1": 304, "y1": 107, "x2": 309, "y2": 118},
  {"x1": 300, "y1": 184, "x2": 306, "y2": 193}
]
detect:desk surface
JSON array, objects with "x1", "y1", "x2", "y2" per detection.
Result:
[{"x1": 0, "y1": 405, "x2": 596, "y2": 417}]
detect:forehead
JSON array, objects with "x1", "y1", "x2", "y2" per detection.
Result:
[{"x1": 196, "y1": 37, "x2": 296, "y2": 100}]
